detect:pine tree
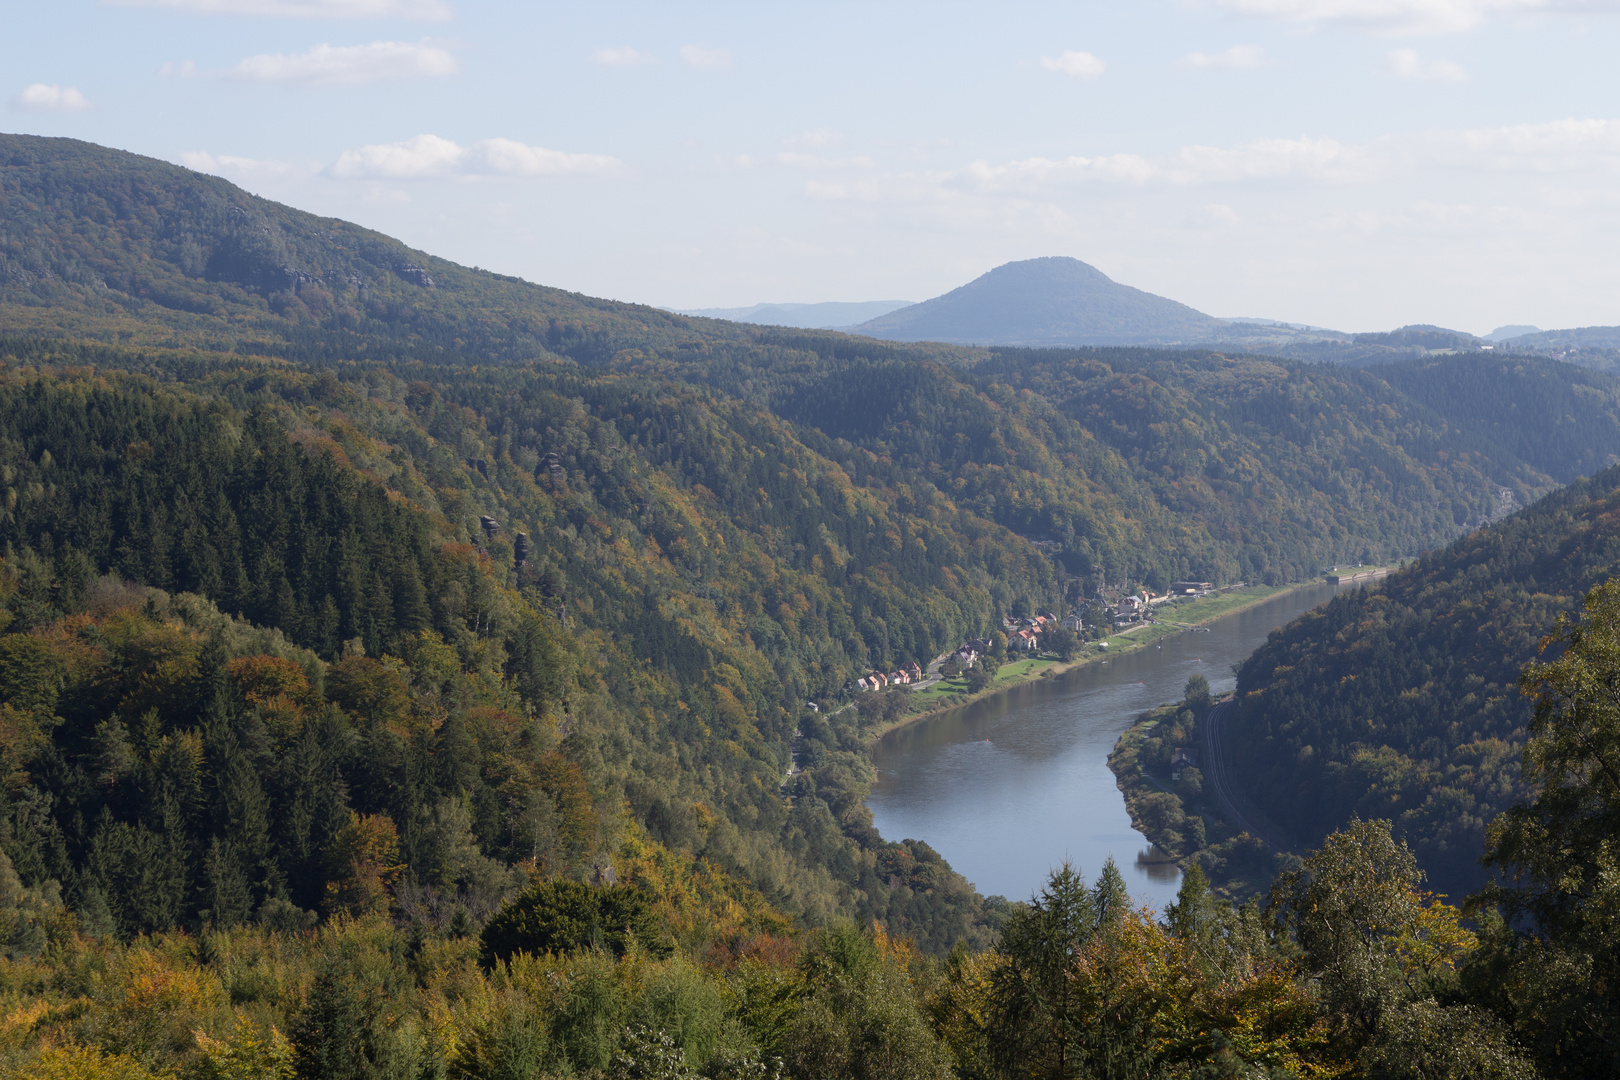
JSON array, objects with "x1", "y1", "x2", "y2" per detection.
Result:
[
  {"x1": 985, "y1": 862, "x2": 1097, "y2": 1079},
  {"x1": 201, "y1": 838, "x2": 253, "y2": 928},
  {"x1": 218, "y1": 752, "x2": 273, "y2": 892},
  {"x1": 1164, "y1": 861, "x2": 1217, "y2": 951},
  {"x1": 291, "y1": 960, "x2": 374, "y2": 1080},
  {"x1": 1091, "y1": 857, "x2": 1130, "y2": 931}
]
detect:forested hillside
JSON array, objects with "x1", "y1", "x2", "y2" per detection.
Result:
[
  {"x1": 0, "y1": 347, "x2": 1016, "y2": 951},
  {"x1": 7, "y1": 131, "x2": 1620, "y2": 1079},
  {"x1": 8, "y1": 134, "x2": 1620, "y2": 587},
  {"x1": 6, "y1": 133, "x2": 1620, "y2": 954},
  {"x1": 1223, "y1": 465, "x2": 1620, "y2": 899}
]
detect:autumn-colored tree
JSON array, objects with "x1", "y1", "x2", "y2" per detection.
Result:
[
  {"x1": 1470, "y1": 577, "x2": 1620, "y2": 1077},
  {"x1": 1269, "y1": 819, "x2": 1528, "y2": 1076},
  {"x1": 537, "y1": 750, "x2": 599, "y2": 871},
  {"x1": 325, "y1": 655, "x2": 415, "y2": 736},
  {"x1": 227, "y1": 654, "x2": 317, "y2": 710},
  {"x1": 324, "y1": 811, "x2": 403, "y2": 917}
]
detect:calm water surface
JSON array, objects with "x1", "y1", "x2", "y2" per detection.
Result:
[{"x1": 868, "y1": 581, "x2": 1353, "y2": 910}]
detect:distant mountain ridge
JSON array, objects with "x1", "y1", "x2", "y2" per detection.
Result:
[
  {"x1": 851, "y1": 256, "x2": 1227, "y2": 346},
  {"x1": 838, "y1": 258, "x2": 1544, "y2": 365},
  {"x1": 1475, "y1": 325, "x2": 1620, "y2": 376},
  {"x1": 676, "y1": 300, "x2": 913, "y2": 329},
  {"x1": 1351, "y1": 324, "x2": 1482, "y2": 350}
]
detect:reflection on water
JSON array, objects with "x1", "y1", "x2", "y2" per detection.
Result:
[
  {"x1": 868, "y1": 582, "x2": 1353, "y2": 911},
  {"x1": 1136, "y1": 846, "x2": 1182, "y2": 883}
]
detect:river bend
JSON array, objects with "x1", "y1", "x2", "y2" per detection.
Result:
[{"x1": 867, "y1": 581, "x2": 1353, "y2": 910}]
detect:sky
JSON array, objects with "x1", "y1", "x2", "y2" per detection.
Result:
[{"x1": 6, "y1": 0, "x2": 1620, "y2": 334}]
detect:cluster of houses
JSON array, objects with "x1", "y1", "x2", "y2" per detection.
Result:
[
  {"x1": 946, "y1": 609, "x2": 1084, "y2": 668},
  {"x1": 1003, "y1": 611, "x2": 1065, "y2": 651},
  {"x1": 1113, "y1": 582, "x2": 1214, "y2": 627},
  {"x1": 848, "y1": 582, "x2": 1223, "y2": 697},
  {"x1": 855, "y1": 660, "x2": 924, "y2": 693},
  {"x1": 952, "y1": 637, "x2": 993, "y2": 667}
]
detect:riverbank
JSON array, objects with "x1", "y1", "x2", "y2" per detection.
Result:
[
  {"x1": 862, "y1": 578, "x2": 1336, "y2": 746},
  {"x1": 1108, "y1": 702, "x2": 1299, "y2": 902}
]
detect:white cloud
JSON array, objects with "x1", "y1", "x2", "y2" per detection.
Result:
[
  {"x1": 775, "y1": 152, "x2": 874, "y2": 170},
  {"x1": 1422, "y1": 117, "x2": 1620, "y2": 172},
  {"x1": 177, "y1": 150, "x2": 311, "y2": 188},
  {"x1": 960, "y1": 136, "x2": 1378, "y2": 190},
  {"x1": 796, "y1": 118, "x2": 1620, "y2": 218},
  {"x1": 179, "y1": 149, "x2": 302, "y2": 179},
  {"x1": 327, "y1": 134, "x2": 622, "y2": 179},
  {"x1": 1205, "y1": 0, "x2": 1615, "y2": 35},
  {"x1": 329, "y1": 133, "x2": 466, "y2": 176},
  {"x1": 784, "y1": 128, "x2": 843, "y2": 149},
  {"x1": 226, "y1": 40, "x2": 457, "y2": 85},
  {"x1": 465, "y1": 139, "x2": 622, "y2": 177},
  {"x1": 181, "y1": 149, "x2": 260, "y2": 171},
  {"x1": 158, "y1": 60, "x2": 197, "y2": 76},
  {"x1": 680, "y1": 45, "x2": 732, "y2": 69},
  {"x1": 1041, "y1": 50, "x2": 1106, "y2": 79},
  {"x1": 1178, "y1": 44, "x2": 1266, "y2": 68},
  {"x1": 9, "y1": 84, "x2": 92, "y2": 111},
  {"x1": 1185, "y1": 202, "x2": 1243, "y2": 227},
  {"x1": 1385, "y1": 48, "x2": 1468, "y2": 80},
  {"x1": 105, "y1": 0, "x2": 450, "y2": 18},
  {"x1": 592, "y1": 47, "x2": 653, "y2": 67}
]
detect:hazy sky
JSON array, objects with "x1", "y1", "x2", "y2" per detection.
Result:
[{"x1": 7, "y1": 1, "x2": 1620, "y2": 333}]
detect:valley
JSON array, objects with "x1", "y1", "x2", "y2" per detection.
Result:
[{"x1": 2, "y1": 132, "x2": 1619, "y2": 1078}]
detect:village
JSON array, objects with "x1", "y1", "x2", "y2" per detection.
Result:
[{"x1": 846, "y1": 581, "x2": 1218, "y2": 696}]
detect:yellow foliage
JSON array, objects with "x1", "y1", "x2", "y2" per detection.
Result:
[
  {"x1": 1393, "y1": 890, "x2": 1477, "y2": 984},
  {"x1": 81, "y1": 945, "x2": 231, "y2": 1066},
  {"x1": 324, "y1": 812, "x2": 403, "y2": 917},
  {"x1": 939, "y1": 908, "x2": 1353, "y2": 1080},
  {"x1": 0, "y1": 999, "x2": 72, "y2": 1052},
  {"x1": 1, "y1": 1044, "x2": 164, "y2": 1080},
  {"x1": 0, "y1": 704, "x2": 53, "y2": 787},
  {"x1": 870, "y1": 921, "x2": 919, "y2": 972},
  {"x1": 928, "y1": 946, "x2": 1002, "y2": 1078},
  {"x1": 611, "y1": 828, "x2": 792, "y2": 953},
  {"x1": 1186, "y1": 962, "x2": 1346, "y2": 1079},
  {"x1": 193, "y1": 1014, "x2": 294, "y2": 1080}
]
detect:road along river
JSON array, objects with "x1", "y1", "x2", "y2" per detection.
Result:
[{"x1": 867, "y1": 580, "x2": 1355, "y2": 911}]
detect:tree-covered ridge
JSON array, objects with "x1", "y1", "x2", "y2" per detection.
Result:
[
  {"x1": 708, "y1": 344, "x2": 1616, "y2": 587},
  {"x1": 1375, "y1": 353, "x2": 1620, "y2": 482},
  {"x1": 0, "y1": 817, "x2": 1560, "y2": 1080},
  {"x1": 0, "y1": 378, "x2": 503, "y2": 666},
  {"x1": 0, "y1": 349, "x2": 1014, "y2": 950},
  {"x1": 967, "y1": 348, "x2": 1619, "y2": 583},
  {"x1": 9, "y1": 133, "x2": 1620, "y2": 596},
  {"x1": 10, "y1": 320, "x2": 1620, "y2": 952},
  {"x1": 1223, "y1": 464, "x2": 1620, "y2": 900},
  {"x1": 0, "y1": 133, "x2": 739, "y2": 362}
]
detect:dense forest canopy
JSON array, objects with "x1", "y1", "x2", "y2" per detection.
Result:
[
  {"x1": 1224, "y1": 464, "x2": 1620, "y2": 900},
  {"x1": 5, "y1": 135, "x2": 1620, "y2": 948},
  {"x1": 0, "y1": 351, "x2": 1012, "y2": 953},
  {"x1": 2, "y1": 132, "x2": 1620, "y2": 1077}
]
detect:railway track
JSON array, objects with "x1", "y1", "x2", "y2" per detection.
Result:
[{"x1": 1201, "y1": 700, "x2": 1286, "y2": 854}]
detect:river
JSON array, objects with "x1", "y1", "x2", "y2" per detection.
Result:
[{"x1": 867, "y1": 581, "x2": 1354, "y2": 910}]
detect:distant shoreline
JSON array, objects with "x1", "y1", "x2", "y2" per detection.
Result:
[{"x1": 861, "y1": 575, "x2": 1359, "y2": 746}]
